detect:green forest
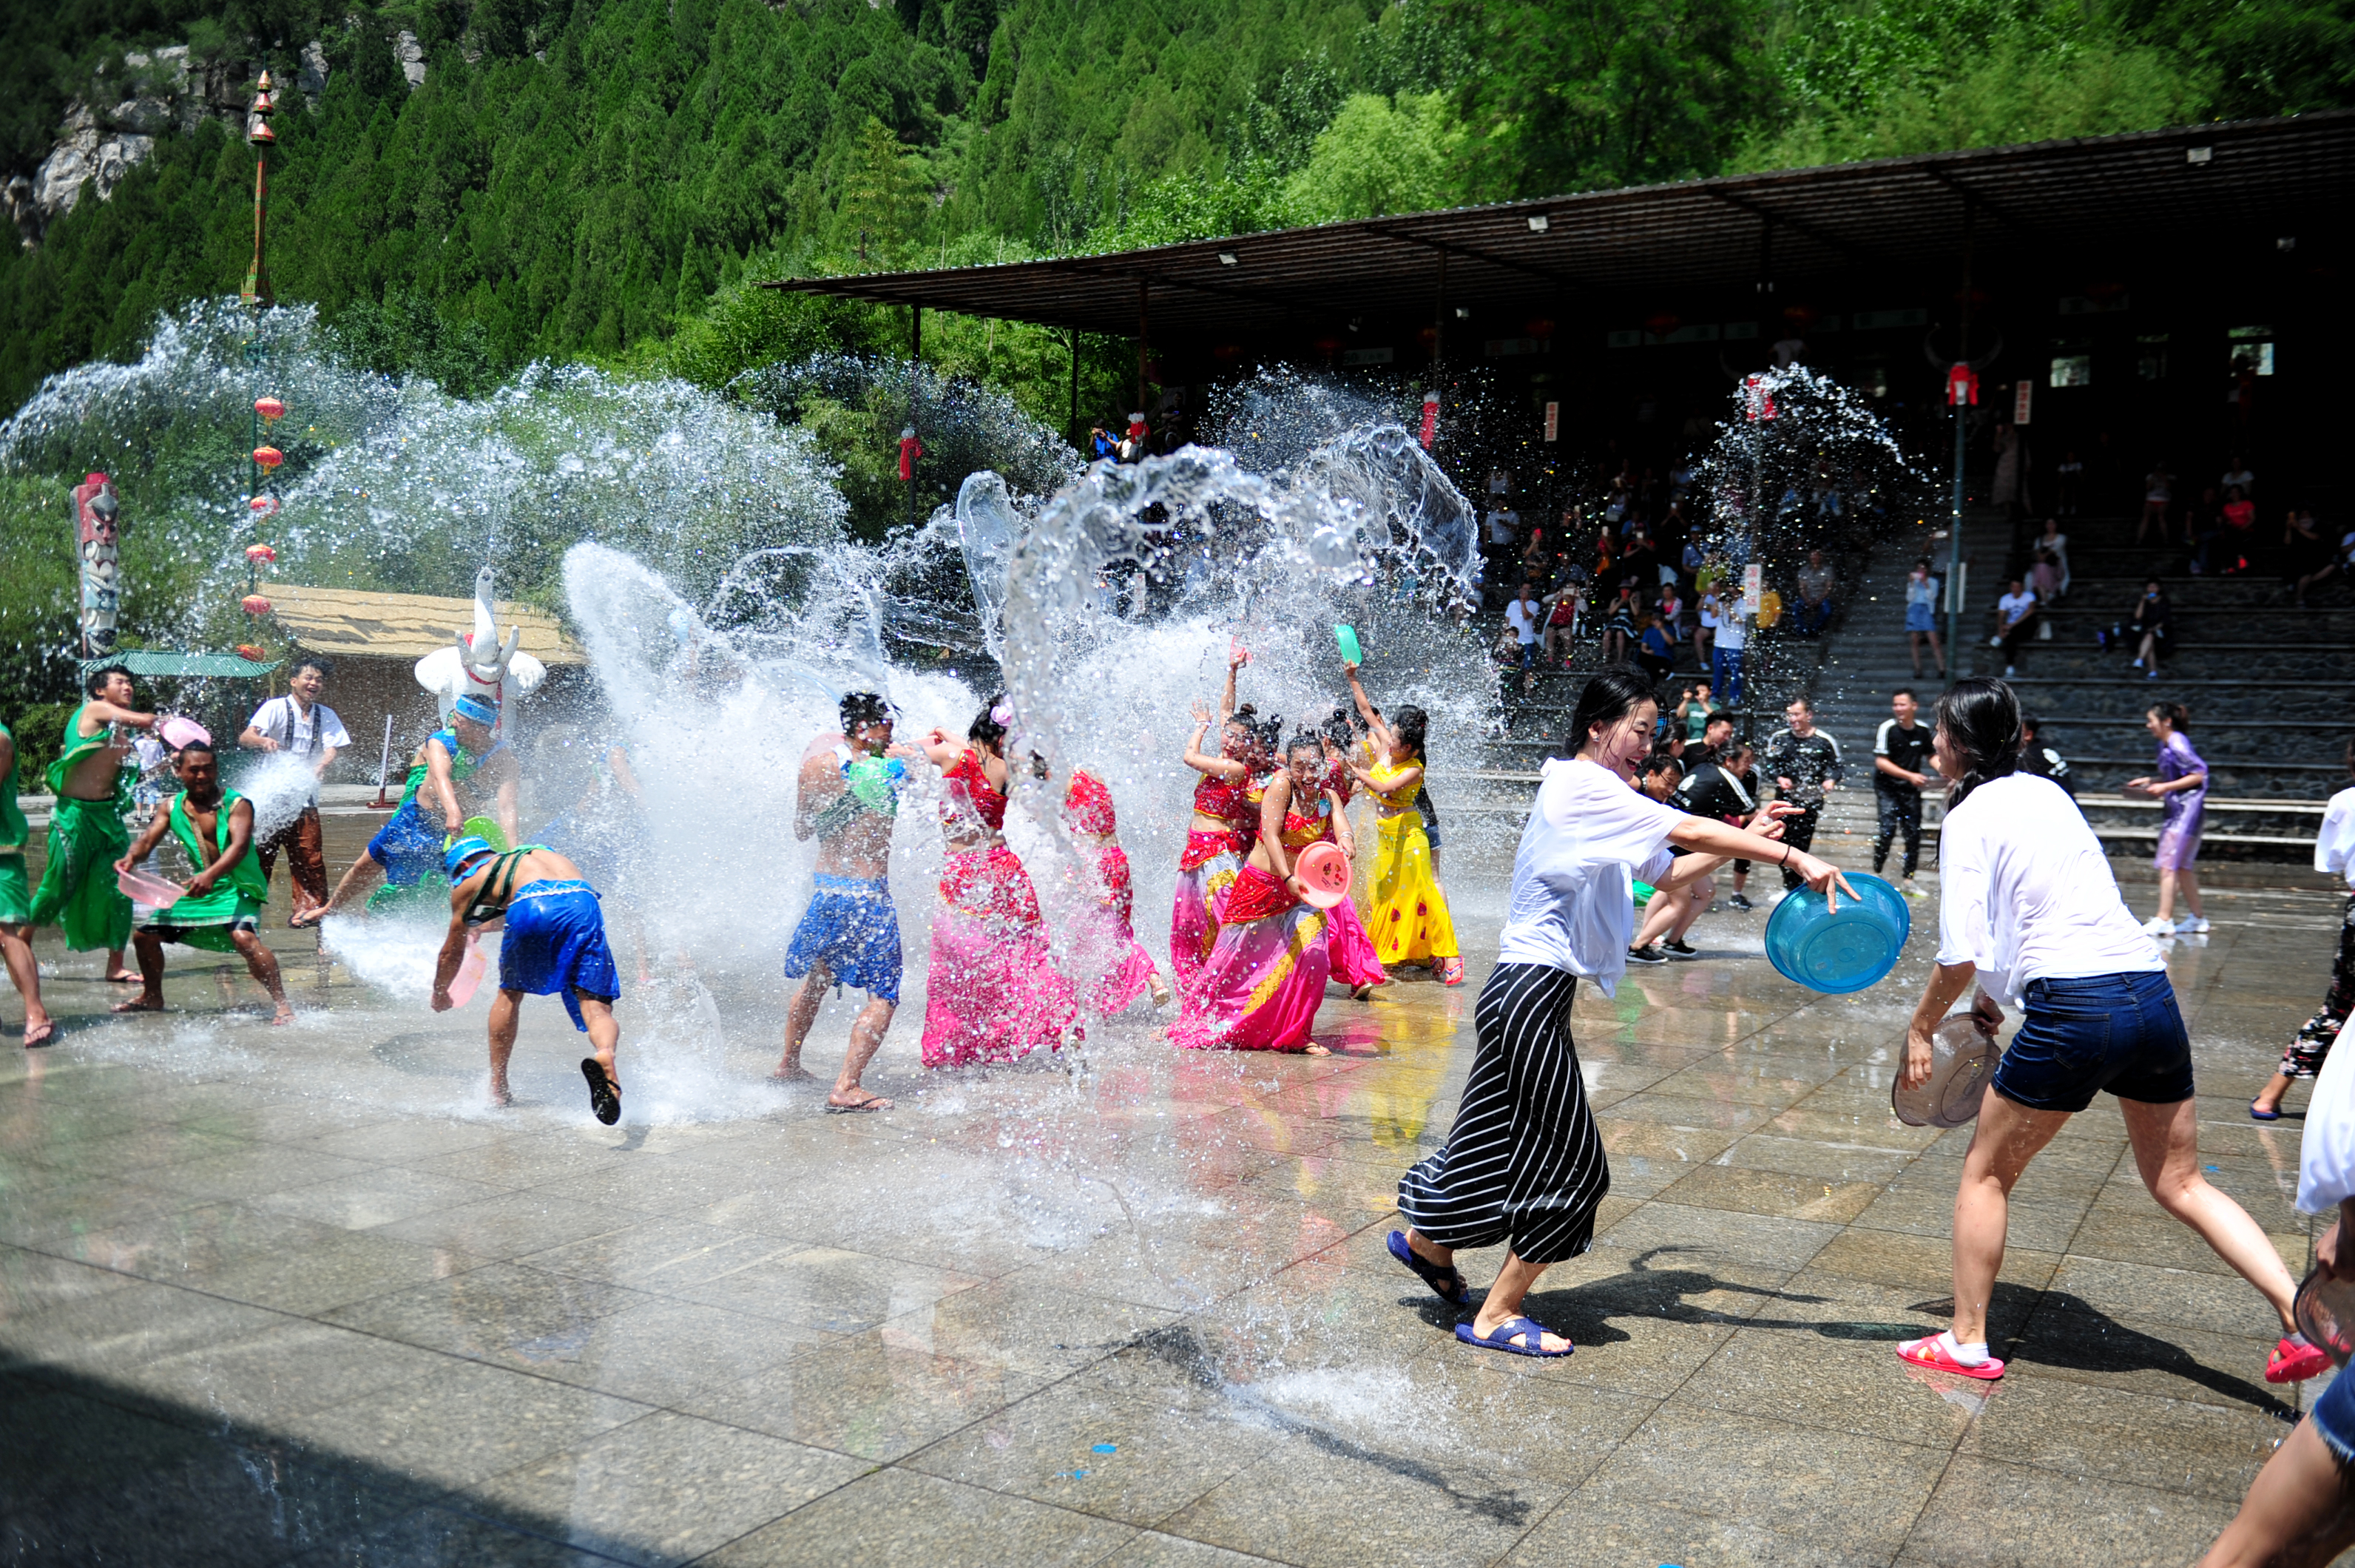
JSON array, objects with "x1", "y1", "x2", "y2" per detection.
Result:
[{"x1": 3, "y1": 0, "x2": 2352, "y2": 413}]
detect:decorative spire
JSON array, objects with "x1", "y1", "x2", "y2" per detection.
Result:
[{"x1": 241, "y1": 70, "x2": 276, "y2": 305}]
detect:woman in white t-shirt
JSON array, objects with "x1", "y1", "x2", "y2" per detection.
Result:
[
  {"x1": 1388, "y1": 668, "x2": 1848, "y2": 1359},
  {"x1": 1893, "y1": 677, "x2": 2316, "y2": 1386}
]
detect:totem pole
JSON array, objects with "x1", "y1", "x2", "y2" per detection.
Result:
[{"x1": 72, "y1": 474, "x2": 121, "y2": 658}]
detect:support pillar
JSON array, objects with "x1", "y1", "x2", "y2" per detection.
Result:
[
  {"x1": 1136, "y1": 281, "x2": 1150, "y2": 423},
  {"x1": 1945, "y1": 200, "x2": 1973, "y2": 684},
  {"x1": 908, "y1": 303, "x2": 922, "y2": 531},
  {"x1": 1069, "y1": 325, "x2": 1081, "y2": 449}
]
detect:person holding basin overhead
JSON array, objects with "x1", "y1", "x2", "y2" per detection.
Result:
[
  {"x1": 1893, "y1": 677, "x2": 2320, "y2": 1385},
  {"x1": 1386, "y1": 666, "x2": 1847, "y2": 1359}
]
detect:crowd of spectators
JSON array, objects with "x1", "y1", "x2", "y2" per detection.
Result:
[{"x1": 1478, "y1": 455, "x2": 1862, "y2": 713}]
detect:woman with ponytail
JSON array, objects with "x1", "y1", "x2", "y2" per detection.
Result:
[
  {"x1": 1389, "y1": 666, "x2": 1845, "y2": 1358},
  {"x1": 912, "y1": 695, "x2": 1081, "y2": 1067},
  {"x1": 1893, "y1": 678, "x2": 2317, "y2": 1386},
  {"x1": 1345, "y1": 660, "x2": 1462, "y2": 985},
  {"x1": 1172, "y1": 647, "x2": 1264, "y2": 988},
  {"x1": 2126, "y1": 700, "x2": 2210, "y2": 936}
]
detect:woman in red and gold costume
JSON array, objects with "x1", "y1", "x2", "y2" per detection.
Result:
[
  {"x1": 1172, "y1": 646, "x2": 1266, "y2": 989},
  {"x1": 1170, "y1": 729, "x2": 1344, "y2": 1053},
  {"x1": 1062, "y1": 766, "x2": 1172, "y2": 1015},
  {"x1": 914, "y1": 696, "x2": 1080, "y2": 1067}
]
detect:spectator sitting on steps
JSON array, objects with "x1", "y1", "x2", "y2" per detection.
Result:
[
  {"x1": 2016, "y1": 712, "x2": 2076, "y2": 800},
  {"x1": 1794, "y1": 550, "x2": 1837, "y2": 639},
  {"x1": 1994, "y1": 578, "x2": 2039, "y2": 679}
]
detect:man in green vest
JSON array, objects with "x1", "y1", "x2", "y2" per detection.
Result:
[
  {"x1": 110, "y1": 740, "x2": 292, "y2": 1024},
  {"x1": 0, "y1": 714, "x2": 54, "y2": 1047},
  {"x1": 30, "y1": 664, "x2": 155, "y2": 976}
]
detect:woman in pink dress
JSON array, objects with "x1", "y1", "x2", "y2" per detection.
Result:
[
  {"x1": 1063, "y1": 767, "x2": 1173, "y2": 1016},
  {"x1": 1170, "y1": 730, "x2": 1342, "y2": 1054},
  {"x1": 915, "y1": 698, "x2": 1080, "y2": 1067},
  {"x1": 1318, "y1": 714, "x2": 1387, "y2": 1000}
]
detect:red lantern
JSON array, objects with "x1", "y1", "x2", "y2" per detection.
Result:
[
  {"x1": 235, "y1": 643, "x2": 268, "y2": 663},
  {"x1": 1525, "y1": 317, "x2": 1555, "y2": 339},
  {"x1": 1947, "y1": 364, "x2": 1980, "y2": 407},
  {"x1": 249, "y1": 496, "x2": 280, "y2": 516},
  {"x1": 253, "y1": 445, "x2": 284, "y2": 470},
  {"x1": 1643, "y1": 312, "x2": 1681, "y2": 337},
  {"x1": 897, "y1": 428, "x2": 923, "y2": 481},
  {"x1": 241, "y1": 594, "x2": 272, "y2": 616},
  {"x1": 1419, "y1": 391, "x2": 1439, "y2": 449},
  {"x1": 254, "y1": 396, "x2": 285, "y2": 422},
  {"x1": 245, "y1": 543, "x2": 277, "y2": 564}
]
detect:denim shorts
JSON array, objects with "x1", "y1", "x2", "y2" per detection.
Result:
[
  {"x1": 1991, "y1": 970, "x2": 2194, "y2": 1113},
  {"x1": 2312, "y1": 1359, "x2": 2355, "y2": 1464}
]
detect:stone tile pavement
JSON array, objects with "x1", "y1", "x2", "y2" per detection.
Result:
[{"x1": 0, "y1": 871, "x2": 2342, "y2": 1566}]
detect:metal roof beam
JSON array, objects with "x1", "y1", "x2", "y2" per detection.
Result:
[
  {"x1": 1363, "y1": 225, "x2": 1577, "y2": 289},
  {"x1": 1703, "y1": 188, "x2": 1885, "y2": 271}
]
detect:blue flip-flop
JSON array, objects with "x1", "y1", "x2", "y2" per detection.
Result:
[
  {"x1": 1456, "y1": 1316, "x2": 1572, "y2": 1358},
  {"x1": 1387, "y1": 1230, "x2": 1469, "y2": 1307},
  {"x1": 2251, "y1": 1100, "x2": 2283, "y2": 1121}
]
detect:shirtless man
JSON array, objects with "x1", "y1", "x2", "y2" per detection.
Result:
[
  {"x1": 301, "y1": 695, "x2": 519, "y2": 923},
  {"x1": 30, "y1": 666, "x2": 156, "y2": 976},
  {"x1": 774, "y1": 692, "x2": 907, "y2": 1111},
  {"x1": 434, "y1": 837, "x2": 623, "y2": 1123},
  {"x1": 110, "y1": 742, "x2": 292, "y2": 1024}
]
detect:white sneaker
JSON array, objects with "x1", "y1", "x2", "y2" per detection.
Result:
[
  {"x1": 2141, "y1": 915, "x2": 2177, "y2": 936},
  {"x1": 2178, "y1": 914, "x2": 2211, "y2": 933},
  {"x1": 1900, "y1": 879, "x2": 1927, "y2": 900}
]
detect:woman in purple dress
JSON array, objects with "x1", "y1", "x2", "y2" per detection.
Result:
[{"x1": 2127, "y1": 701, "x2": 2209, "y2": 936}]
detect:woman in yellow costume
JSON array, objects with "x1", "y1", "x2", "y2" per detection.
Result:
[{"x1": 1344, "y1": 660, "x2": 1462, "y2": 985}]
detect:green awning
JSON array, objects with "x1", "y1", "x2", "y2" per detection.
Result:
[{"x1": 80, "y1": 651, "x2": 281, "y2": 680}]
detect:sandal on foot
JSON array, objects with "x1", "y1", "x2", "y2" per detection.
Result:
[
  {"x1": 825, "y1": 1089, "x2": 894, "y2": 1113},
  {"x1": 1435, "y1": 956, "x2": 1465, "y2": 987},
  {"x1": 2270, "y1": 1334, "x2": 2331, "y2": 1385},
  {"x1": 2251, "y1": 1100, "x2": 2284, "y2": 1121},
  {"x1": 581, "y1": 1058, "x2": 621, "y2": 1125},
  {"x1": 20, "y1": 1020, "x2": 55, "y2": 1049},
  {"x1": 1387, "y1": 1229, "x2": 1469, "y2": 1306},
  {"x1": 1455, "y1": 1316, "x2": 1571, "y2": 1358},
  {"x1": 1896, "y1": 1334, "x2": 2004, "y2": 1380}
]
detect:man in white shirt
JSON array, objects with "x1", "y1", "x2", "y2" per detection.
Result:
[
  {"x1": 1710, "y1": 610, "x2": 1748, "y2": 707},
  {"x1": 1502, "y1": 584, "x2": 1541, "y2": 672},
  {"x1": 237, "y1": 659, "x2": 351, "y2": 923}
]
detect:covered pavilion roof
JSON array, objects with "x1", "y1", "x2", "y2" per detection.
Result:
[{"x1": 762, "y1": 111, "x2": 2355, "y2": 337}]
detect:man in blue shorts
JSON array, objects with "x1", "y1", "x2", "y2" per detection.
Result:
[
  {"x1": 302, "y1": 695, "x2": 517, "y2": 924},
  {"x1": 434, "y1": 837, "x2": 623, "y2": 1123},
  {"x1": 775, "y1": 692, "x2": 906, "y2": 1111}
]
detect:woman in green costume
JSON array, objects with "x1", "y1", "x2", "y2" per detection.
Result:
[
  {"x1": 30, "y1": 665, "x2": 155, "y2": 971},
  {"x1": 111, "y1": 741, "x2": 292, "y2": 1024},
  {"x1": 0, "y1": 717, "x2": 54, "y2": 1046}
]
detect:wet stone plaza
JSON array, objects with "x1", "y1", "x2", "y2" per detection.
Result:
[{"x1": 1, "y1": 839, "x2": 2344, "y2": 1567}]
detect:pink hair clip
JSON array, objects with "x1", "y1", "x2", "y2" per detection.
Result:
[{"x1": 990, "y1": 700, "x2": 1013, "y2": 726}]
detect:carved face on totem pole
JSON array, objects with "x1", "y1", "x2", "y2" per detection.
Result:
[{"x1": 72, "y1": 473, "x2": 121, "y2": 657}]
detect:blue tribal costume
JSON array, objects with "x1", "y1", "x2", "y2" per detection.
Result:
[{"x1": 461, "y1": 846, "x2": 619, "y2": 1031}]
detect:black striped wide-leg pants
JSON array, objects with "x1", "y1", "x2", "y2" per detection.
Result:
[{"x1": 1396, "y1": 962, "x2": 1607, "y2": 1265}]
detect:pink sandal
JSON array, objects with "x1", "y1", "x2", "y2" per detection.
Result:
[
  {"x1": 2269, "y1": 1335, "x2": 2331, "y2": 1385},
  {"x1": 1435, "y1": 956, "x2": 1464, "y2": 987},
  {"x1": 1896, "y1": 1334, "x2": 2004, "y2": 1380}
]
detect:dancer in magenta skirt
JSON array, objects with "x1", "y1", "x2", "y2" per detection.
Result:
[
  {"x1": 1170, "y1": 730, "x2": 1343, "y2": 1053},
  {"x1": 1062, "y1": 766, "x2": 1172, "y2": 1016},
  {"x1": 914, "y1": 698, "x2": 1079, "y2": 1067}
]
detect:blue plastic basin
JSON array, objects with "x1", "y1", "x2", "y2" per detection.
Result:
[{"x1": 1762, "y1": 873, "x2": 1910, "y2": 994}]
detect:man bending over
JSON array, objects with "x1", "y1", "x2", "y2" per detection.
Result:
[{"x1": 435, "y1": 837, "x2": 623, "y2": 1123}]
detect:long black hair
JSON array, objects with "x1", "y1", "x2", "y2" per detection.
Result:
[
  {"x1": 969, "y1": 695, "x2": 1008, "y2": 751},
  {"x1": 1392, "y1": 704, "x2": 1429, "y2": 763},
  {"x1": 1569, "y1": 665, "x2": 1658, "y2": 754},
  {"x1": 1934, "y1": 675, "x2": 2023, "y2": 808}
]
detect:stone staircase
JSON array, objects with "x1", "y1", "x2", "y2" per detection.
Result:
[{"x1": 1447, "y1": 507, "x2": 2353, "y2": 879}]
